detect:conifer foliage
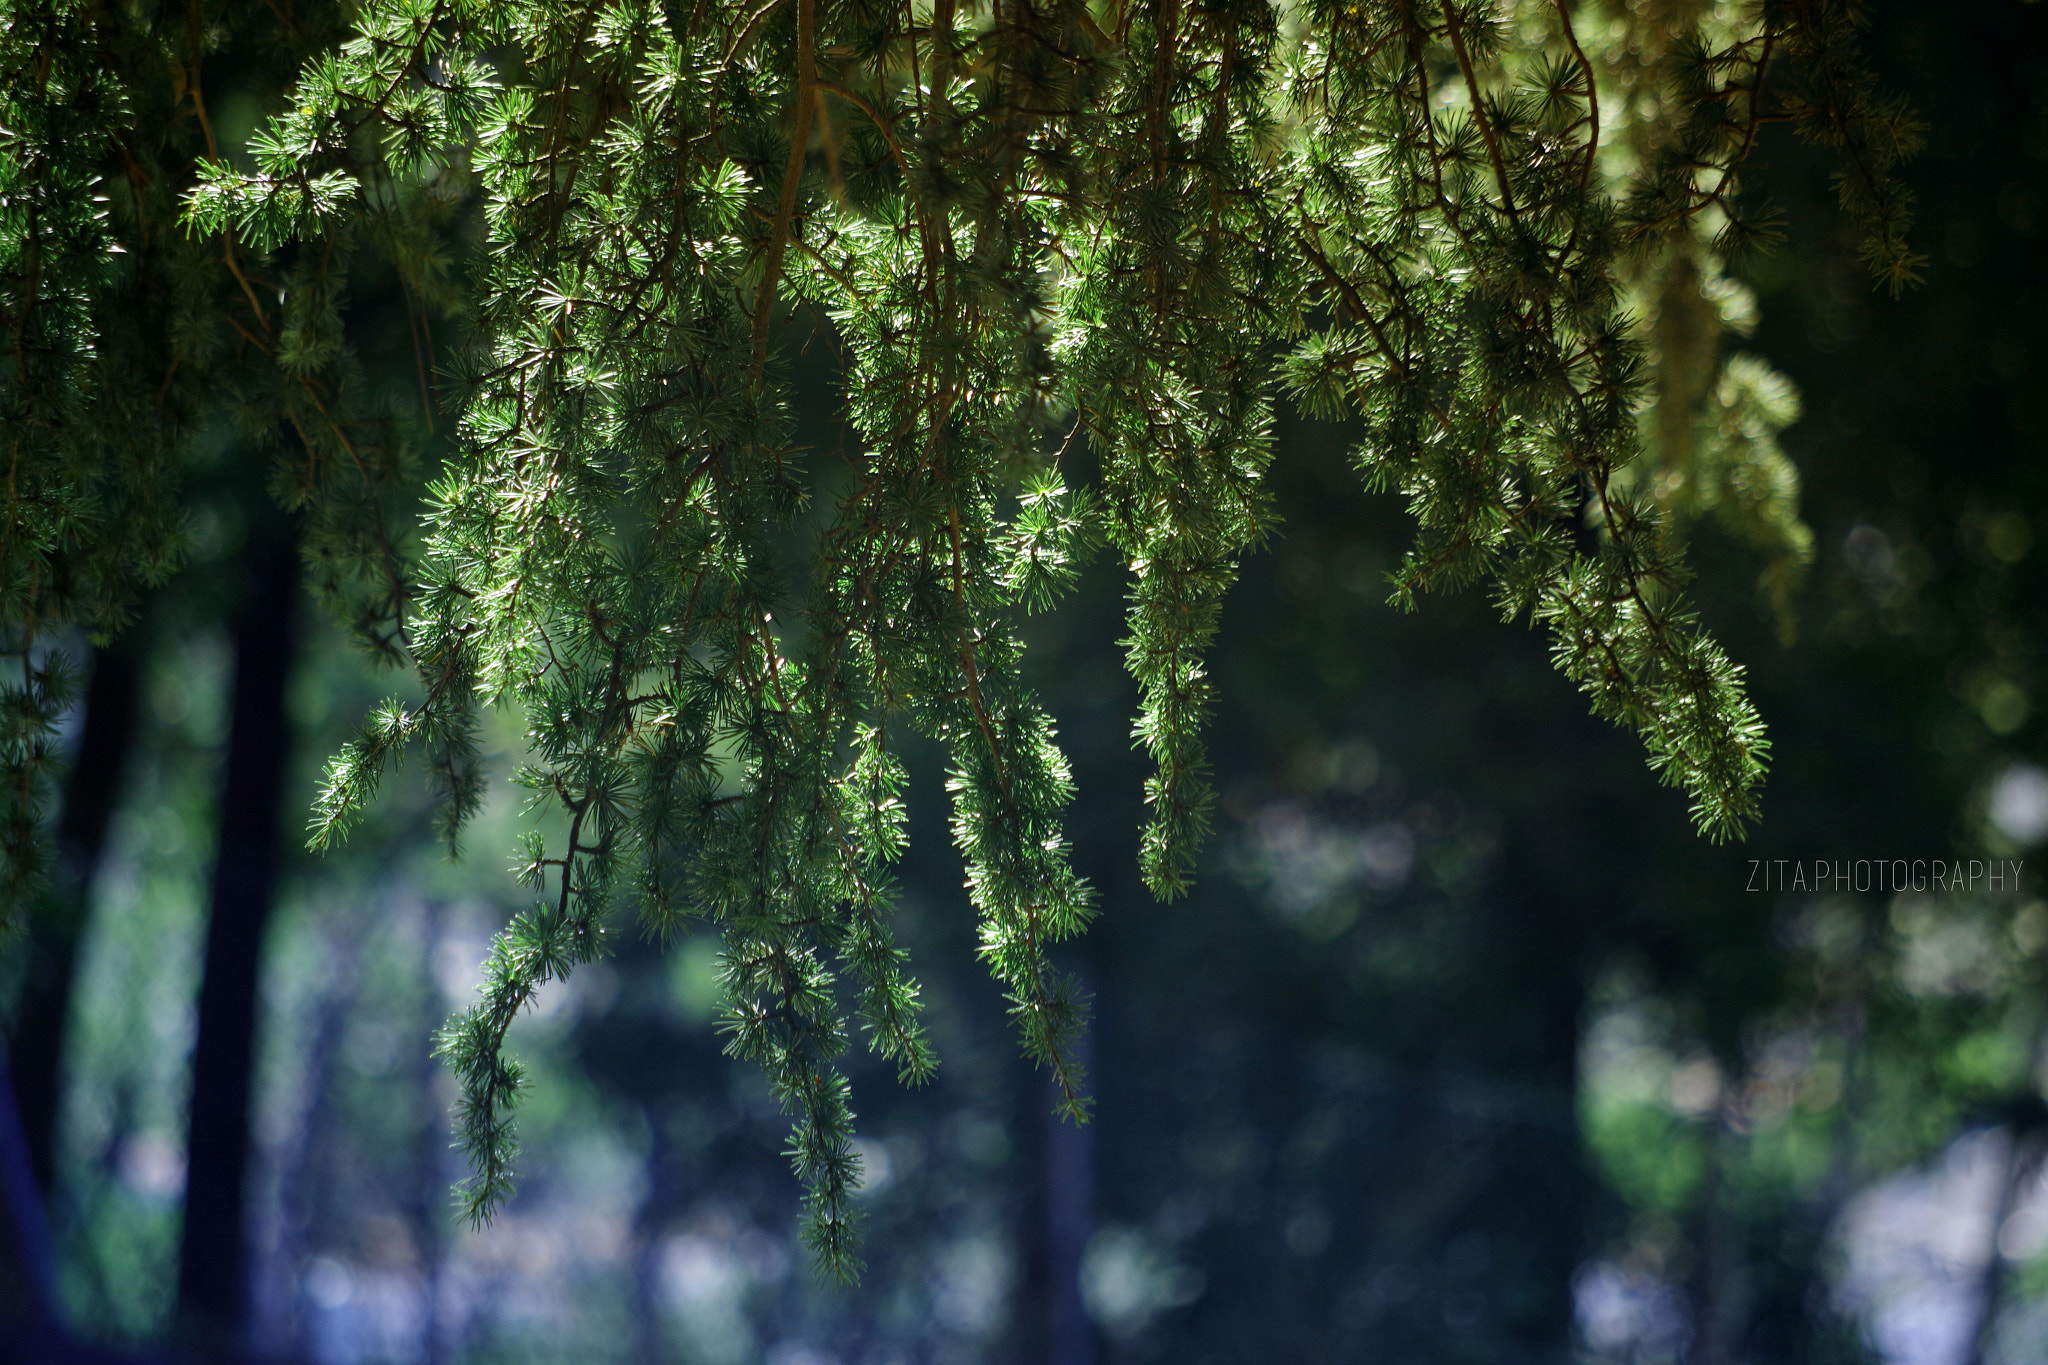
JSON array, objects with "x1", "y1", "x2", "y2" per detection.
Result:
[{"x1": 1, "y1": 0, "x2": 1913, "y2": 1275}]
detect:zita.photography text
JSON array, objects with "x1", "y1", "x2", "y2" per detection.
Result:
[{"x1": 1746, "y1": 858, "x2": 2028, "y2": 894}]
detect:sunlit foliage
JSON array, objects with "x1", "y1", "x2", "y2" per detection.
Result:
[{"x1": 0, "y1": 0, "x2": 1914, "y2": 1275}]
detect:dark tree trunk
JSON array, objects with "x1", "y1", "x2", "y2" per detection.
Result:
[
  {"x1": 10, "y1": 644, "x2": 142, "y2": 1199},
  {"x1": 0, "y1": 1050, "x2": 60, "y2": 1353},
  {"x1": 1015, "y1": 1002, "x2": 1096, "y2": 1365},
  {"x1": 1045, "y1": 1059, "x2": 1096, "y2": 1365},
  {"x1": 177, "y1": 525, "x2": 299, "y2": 1351}
]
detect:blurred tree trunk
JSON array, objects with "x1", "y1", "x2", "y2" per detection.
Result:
[
  {"x1": 10, "y1": 644, "x2": 142, "y2": 1197},
  {"x1": 407, "y1": 898, "x2": 450, "y2": 1365},
  {"x1": 1016, "y1": 1005, "x2": 1095, "y2": 1365},
  {"x1": 177, "y1": 523, "x2": 299, "y2": 1351},
  {"x1": 0, "y1": 1050, "x2": 60, "y2": 1356},
  {"x1": 1046, "y1": 1029, "x2": 1095, "y2": 1365},
  {"x1": 1688, "y1": 1128, "x2": 1750, "y2": 1365},
  {"x1": 261, "y1": 920, "x2": 358, "y2": 1359}
]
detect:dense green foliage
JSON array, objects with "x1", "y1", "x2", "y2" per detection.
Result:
[{"x1": 1, "y1": 0, "x2": 1916, "y2": 1275}]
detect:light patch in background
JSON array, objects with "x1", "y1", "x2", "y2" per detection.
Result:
[
  {"x1": 658, "y1": 1217, "x2": 789, "y2": 1309},
  {"x1": 662, "y1": 1231, "x2": 744, "y2": 1307},
  {"x1": 1845, "y1": 523, "x2": 1903, "y2": 598},
  {"x1": 302, "y1": 1264, "x2": 431, "y2": 1365},
  {"x1": 765, "y1": 1343, "x2": 840, "y2": 1365},
  {"x1": 1573, "y1": 1260, "x2": 1689, "y2": 1363},
  {"x1": 1665, "y1": 1056, "x2": 1724, "y2": 1121},
  {"x1": 654, "y1": 1212, "x2": 790, "y2": 1365},
  {"x1": 302, "y1": 1256, "x2": 353, "y2": 1311},
  {"x1": 1241, "y1": 801, "x2": 1415, "y2": 916},
  {"x1": 431, "y1": 918, "x2": 490, "y2": 1003},
  {"x1": 1988, "y1": 763, "x2": 2048, "y2": 847},
  {"x1": 116, "y1": 1131, "x2": 186, "y2": 1202},
  {"x1": 1833, "y1": 1126, "x2": 2048, "y2": 1365},
  {"x1": 1285, "y1": 1207, "x2": 1333, "y2": 1258},
  {"x1": 851, "y1": 1135, "x2": 893, "y2": 1198},
  {"x1": 1079, "y1": 1224, "x2": 1205, "y2": 1342},
  {"x1": 1890, "y1": 896, "x2": 2008, "y2": 1000},
  {"x1": 930, "y1": 1233, "x2": 1012, "y2": 1334}
]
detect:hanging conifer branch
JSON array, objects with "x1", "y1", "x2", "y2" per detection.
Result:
[{"x1": 0, "y1": 0, "x2": 1919, "y2": 1277}]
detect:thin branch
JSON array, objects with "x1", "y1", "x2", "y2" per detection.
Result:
[
  {"x1": 1442, "y1": 3, "x2": 1519, "y2": 228},
  {"x1": 748, "y1": 0, "x2": 818, "y2": 389}
]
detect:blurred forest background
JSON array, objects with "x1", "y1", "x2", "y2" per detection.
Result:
[{"x1": 8, "y1": 1, "x2": 2048, "y2": 1362}]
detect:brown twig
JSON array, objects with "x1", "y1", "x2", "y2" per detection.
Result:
[
  {"x1": 1442, "y1": 4, "x2": 1519, "y2": 228},
  {"x1": 1550, "y1": 0, "x2": 1599, "y2": 192},
  {"x1": 747, "y1": 0, "x2": 818, "y2": 389}
]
